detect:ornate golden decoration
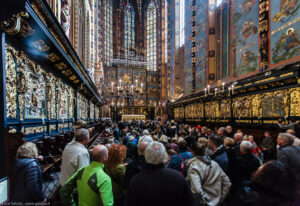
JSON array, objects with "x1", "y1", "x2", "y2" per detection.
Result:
[
  {"x1": 1, "y1": 12, "x2": 29, "y2": 35},
  {"x1": 95, "y1": 106, "x2": 100, "y2": 119},
  {"x1": 289, "y1": 88, "x2": 300, "y2": 116},
  {"x1": 220, "y1": 99, "x2": 231, "y2": 118},
  {"x1": 25, "y1": 126, "x2": 45, "y2": 135},
  {"x1": 5, "y1": 46, "x2": 18, "y2": 118},
  {"x1": 32, "y1": 3, "x2": 48, "y2": 26},
  {"x1": 261, "y1": 90, "x2": 287, "y2": 118},
  {"x1": 255, "y1": 77, "x2": 276, "y2": 84},
  {"x1": 259, "y1": 20, "x2": 268, "y2": 33},
  {"x1": 45, "y1": 73, "x2": 56, "y2": 119},
  {"x1": 46, "y1": 53, "x2": 60, "y2": 62},
  {"x1": 232, "y1": 97, "x2": 250, "y2": 118},
  {"x1": 90, "y1": 102, "x2": 95, "y2": 119},
  {"x1": 55, "y1": 62, "x2": 67, "y2": 70},
  {"x1": 205, "y1": 102, "x2": 219, "y2": 119},
  {"x1": 250, "y1": 94, "x2": 262, "y2": 118},
  {"x1": 280, "y1": 72, "x2": 293, "y2": 78}
]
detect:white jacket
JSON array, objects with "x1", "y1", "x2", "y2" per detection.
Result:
[{"x1": 186, "y1": 155, "x2": 231, "y2": 206}]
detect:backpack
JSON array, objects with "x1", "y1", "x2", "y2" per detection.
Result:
[{"x1": 177, "y1": 152, "x2": 191, "y2": 177}]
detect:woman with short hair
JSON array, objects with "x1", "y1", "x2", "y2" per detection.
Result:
[{"x1": 10, "y1": 142, "x2": 45, "y2": 203}]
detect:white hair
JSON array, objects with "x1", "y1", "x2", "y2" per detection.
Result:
[
  {"x1": 143, "y1": 130, "x2": 150, "y2": 135},
  {"x1": 279, "y1": 133, "x2": 295, "y2": 146},
  {"x1": 145, "y1": 141, "x2": 168, "y2": 165},
  {"x1": 138, "y1": 135, "x2": 153, "y2": 146},
  {"x1": 240, "y1": 141, "x2": 253, "y2": 153}
]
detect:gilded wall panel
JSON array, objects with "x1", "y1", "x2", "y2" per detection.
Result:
[
  {"x1": 45, "y1": 73, "x2": 56, "y2": 119},
  {"x1": 289, "y1": 88, "x2": 300, "y2": 117},
  {"x1": 95, "y1": 106, "x2": 100, "y2": 119},
  {"x1": 174, "y1": 107, "x2": 184, "y2": 119},
  {"x1": 78, "y1": 93, "x2": 88, "y2": 119},
  {"x1": 67, "y1": 86, "x2": 75, "y2": 119},
  {"x1": 205, "y1": 102, "x2": 219, "y2": 118},
  {"x1": 196, "y1": 103, "x2": 204, "y2": 118},
  {"x1": 220, "y1": 99, "x2": 231, "y2": 118},
  {"x1": 250, "y1": 94, "x2": 262, "y2": 118},
  {"x1": 5, "y1": 46, "x2": 17, "y2": 118},
  {"x1": 261, "y1": 90, "x2": 288, "y2": 118},
  {"x1": 23, "y1": 59, "x2": 46, "y2": 119},
  {"x1": 90, "y1": 102, "x2": 95, "y2": 119},
  {"x1": 232, "y1": 97, "x2": 250, "y2": 118}
]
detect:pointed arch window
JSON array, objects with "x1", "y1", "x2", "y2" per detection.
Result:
[
  {"x1": 124, "y1": 4, "x2": 135, "y2": 54},
  {"x1": 146, "y1": 1, "x2": 157, "y2": 71}
]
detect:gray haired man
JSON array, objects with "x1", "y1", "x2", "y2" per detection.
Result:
[{"x1": 59, "y1": 128, "x2": 90, "y2": 186}]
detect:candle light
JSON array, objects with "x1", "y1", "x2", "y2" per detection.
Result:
[
  {"x1": 204, "y1": 88, "x2": 207, "y2": 97},
  {"x1": 141, "y1": 83, "x2": 144, "y2": 92},
  {"x1": 228, "y1": 87, "x2": 231, "y2": 96},
  {"x1": 62, "y1": 117, "x2": 64, "y2": 123},
  {"x1": 207, "y1": 85, "x2": 210, "y2": 94},
  {"x1": 42, "y1": 116, "x2": 45, "y2": 125},
  {"x1": 231, "y1": 85, "x2": 235, "y2": 94},
  {"x1": 111, "y1": 82, "x2": 114, "y2": 92},
  {"x1": 215, "y1": 88, "x2": 218, "y2": 96},
  {"x1": 222, "y1": 82, "x2": 225, "y2": 92},
  {"x1": 131, "y1": 85, "x2": 134, "y2": 93}
]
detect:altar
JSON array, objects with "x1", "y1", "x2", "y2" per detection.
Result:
[{"x1": 122, "y1": 115, "x2": 146, "y2": 122}]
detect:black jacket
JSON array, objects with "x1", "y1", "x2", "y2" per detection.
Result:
[
  {"x1": 125, "y1": 164, "x2": 195, "y2": 206},
  {"x1": 10, "y1": 158, "x2": 45, "y2": 203},
  {"x1": 231, "y1": 183, "x2": 295, "y2": 206},
  {"x1": 123, "y1": 155, "x2": 147, "y2": 189}
]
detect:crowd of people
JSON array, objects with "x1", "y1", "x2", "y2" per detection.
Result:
[{"x1": 9, "y1": 119, "x2": 300, "y2": 206}]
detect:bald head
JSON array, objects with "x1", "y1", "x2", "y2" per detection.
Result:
[
  {"x1": 138, "y1": 141, "x2": 149, "y2": 156},
  {"x1": 286, "y1": 129, "x2": 295, "y2": 135},
  {"x1": 234, "y1": 133, "x2": 243, "y2": 143},
  {"x1": 92, "y1": 145, "x2": 108, "y2": 163}
]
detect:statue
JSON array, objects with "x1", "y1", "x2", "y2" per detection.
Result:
[{"x1": 61, "y1": 0, "x2": 70, "y2": 37}]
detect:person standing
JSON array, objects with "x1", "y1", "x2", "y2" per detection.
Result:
[
  {"x1": 186, "y1": 142, "x2": 231, "y2": 206},
  {"x1": 260, "y1": 131, "x2": 276, "y2": 162},
  {"x1": 60, "y1": 145, "x2": 113, "y2": 206},
  {"x1": 10, "y1": 142, "x2": 46, "y2": 203},
  {"x1": 125, "y1": 141, "x2": 195, "y2": 206},
  {"x1": 59, "y1": 128, "x2": 90, "y2": 186},
  {"x1": 208, "y1": 135, "x2": 228, "y2": 172},
  {"x1": 105, "y1": 144, "x2": 127, "y2": 206}
]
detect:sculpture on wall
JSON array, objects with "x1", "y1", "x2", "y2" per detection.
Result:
[{"x1": 61, "y1": 0, "x2": 70, "y2": 37}]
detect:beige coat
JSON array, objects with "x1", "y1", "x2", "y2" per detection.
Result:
[{"x1": 186, "y1": 156, "x2": 231, "y2": 206}]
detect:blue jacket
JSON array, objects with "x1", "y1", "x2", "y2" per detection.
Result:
[
  {"x1": 10, "y1": 158, "x2": 45, "y2": 203},
  {"x1": 211, "y1": 145, "x2": 229, "y2": 172},
  {"x1": 168, "y1": 151, "x2": 193, "y2": 172}
]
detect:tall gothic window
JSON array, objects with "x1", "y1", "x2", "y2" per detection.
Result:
[
  {"x1": 146, "y1": 1, "x2": 157, "y2": 71},
  {"x1": 104, "y1": 0, "x2": 113, "y2": 65},
  {"x1": 124, "y1": 4, "x2": 135, "y2": 55}
]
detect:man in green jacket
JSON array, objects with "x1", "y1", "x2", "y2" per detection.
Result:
[{"x1": 60, "y1": 145, "x2": 114, "y2": 206}]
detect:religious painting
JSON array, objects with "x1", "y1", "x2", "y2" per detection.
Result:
[
  {"x1": 233, "y1": 97, "x2": 250, "y2": 118},
  {"x1": 104, "y1": 67, "x2": 116, "y2": 81},
  {"x1": 147, "y1": 84, "x2": 160, "y2": 97},
  {"x1": 147, "y1": 71, "x2": 158, "y2": 83},
  {"x1": 289, "y1": 88, "x2": 300, "y2": 116},
  {"x1": 5, "y1": 46, "x2": 17, "y2": 118},
  {"x1": 174, "y1": 107, "x2": 184, "y2": 119},
  {"x1": 118, "y1": 68, "x2": 132, "y2": 84},
  {"x1": 101, "y1": 105, "x2": 111, "y2": 118},
  {"x1": 134, "y1": 97, "x2": 146, "y2": 106},
  {"x1": 205, "y1": 102, "x2": 219, "y2": 118},
  {"x1": 185, "y1": 0, "x2": 194, "y2": 95},
  {"x1": 261, "y1": 91, "x2": 287, "y2": 118},
  {"x1": 250, "y1": 94, "x2": 261, "y2": 117},
  {"x1": 148, "y1": 97, "x2": 159, "y2": 107},
  {"x1": 231, "y1": 0, "x2": 259, "y2": 78},
  {"x1": 195, "y1": 0, "x2": 207, "y2": 90},
  {"x1": 133, "y1": 69, "x2": 146, "y2": 83},
  {"x1": 270, "y1": 0, "x2": 300, "y2": 67},
  {"x1": 23, "y1": 62, "x2": 46, "y2": 119},
  {"x1": 220, "y1": 99, "x2": 231, "y2": 118}
]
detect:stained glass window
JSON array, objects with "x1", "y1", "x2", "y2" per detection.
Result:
[
  {"x1": 147, "y1": 1, "x2": 157, "y2": 71},
  {"x1": 104, "y1": 0, "x2": 113, "y2": 66},
  {"x1": 124, "y1": 4, "x2": 135, "y2": 55}
]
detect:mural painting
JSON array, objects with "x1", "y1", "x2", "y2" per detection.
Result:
[
  {"x1": 118, "y1": 68, "x2": 132, "y2": 84},
  {"x1": 104, "y1": 67, "x2": 116, "y2": 81},
  {"x1": 270, "y1": 0, "x2": 300, "y2": 67},
  {"x1": 195, "y1": 0, "x2": 207, "y2": 90},
  {"x1": 185, "y1": 0, "x2": 194, "y2": 94},
  {"x1": 231, "y1": 0, "x2": 259, "y2": 77},
  {"x1": 133, "y1": 69, "x2": 146, "y2": 82}
]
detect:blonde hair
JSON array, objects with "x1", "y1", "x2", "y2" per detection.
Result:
[
  {"x1": 243, "y1": 135, "x2": 249, "y2": 141},
  {"x1": 198, "y1": 137, "x2": 208, "y2": 147},
  {"x1": 16, "y1": 142, "x2": 38, "y2": 159},
  {"x1": 224, "y1": 137, "x2": 235, "y2": 147}
]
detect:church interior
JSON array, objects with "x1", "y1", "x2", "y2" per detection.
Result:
[{"x1": 0, "y1": 0, "x2": 300, "y2": 205}]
